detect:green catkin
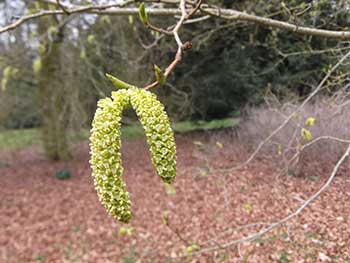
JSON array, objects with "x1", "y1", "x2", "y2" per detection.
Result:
[
  {"x1": 90, "y1": 87, "x2": 177, "y2": 223},
  {"x1": 130, "y1": 88, "x2": 176, "y2": 184},
  {"x1": 89, "y1": 90, "x2": 132, "y2": 223}
]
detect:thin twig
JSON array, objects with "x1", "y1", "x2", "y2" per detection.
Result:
[
  {"x1": 283, "y1": 136, "x2": 350, "y2": 173},
  {"x1": 179, "y1": 143, "x2": 350, "y2": 257},
  {"x1": 3, "y1": 4, "x2": 350, "y2": 40},
  {"x1": 186, "y1": 0, "x2": 203, "y2": 19},
  {"x1": 56, "y1": 0, "x2": 70, "y2": 14},
  {"x1": 144, "y1": 0, "x2": 189, "y2": 89},
  {"x1": 218, "y1": 49, "x2": 350, "y2": 173}
]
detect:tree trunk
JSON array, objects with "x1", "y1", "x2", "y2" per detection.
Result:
[{"x1": 36, "y1": 2, "x2": 71, "y2": 161}]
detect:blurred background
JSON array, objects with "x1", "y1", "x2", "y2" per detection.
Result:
[
  {"x1": 1, "y1": 0, "x2": 349, "y2": 160},
  {"x1": 1, "y1": 1, "x2": 350, "y2": 262}
]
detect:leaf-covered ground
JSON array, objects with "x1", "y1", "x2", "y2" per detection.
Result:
[{"x1": 1, "y1": 134, "x2": 350, "y2": 263}]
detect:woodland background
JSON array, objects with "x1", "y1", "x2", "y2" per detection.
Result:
[{"x1": 1, "y1": 0, "x2": 350, "y2": 262}]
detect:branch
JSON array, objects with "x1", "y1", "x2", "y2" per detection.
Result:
[
  {"x1": 218, "y1": 49, "x2": 350, "y2": 173},
  {"x1": 183, "y1": 143, "x2": 350, "y2": 257},
  {"x1": 0, "y1": 2, "x2": 134, "y2": 34},
  {"x1": 55, "y1": 0, "x2": 70, "y2": 14},
  {"x1": 144, "y1": 0, "x2": 191, "y2": 89},
  {"x1": 3, "y1": 4, "x2": 350, "y2": 40},
  {"x1": 283, "y1": 136, "x2": 350, "y2": 173},
  {"x1": 201, "y1": 7, "x2": 350, "y2": 40}
]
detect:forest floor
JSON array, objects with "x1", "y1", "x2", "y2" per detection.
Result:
[{"x1": 1, "y1": 132, "x2": 350, "y2": 263}]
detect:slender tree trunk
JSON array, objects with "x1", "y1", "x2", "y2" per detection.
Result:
[{"x1": 36, "y1": 2, "x2": 71, "y2": 161}]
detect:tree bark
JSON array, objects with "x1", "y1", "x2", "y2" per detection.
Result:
[{"x1": 36, "y1": 2, "x2": 71, "y2": 161}]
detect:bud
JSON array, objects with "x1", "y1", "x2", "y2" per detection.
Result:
[
  {"x1": 138, "y1": 3, "x2": 148, "y2": 25},
  {"x1": 154, "y1": 64, "x2": 166, "y2": 86}
]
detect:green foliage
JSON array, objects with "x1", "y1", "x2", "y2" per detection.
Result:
[
  {"x1": 90, "y1": 86, "x2": 177, "y2": 223},
  {"x1": 0, "y1": 117, "x2": 238, "y2": 151},
  {"x1": 105, "y1": 73, "x2": 135, "y2": 90},
  {"x1": 305, "y1": 117, "x2": 316, "y2": 127},
  {"x1": 0, "y1": 129, "x2": 40, "y2": 150},
  {"x1": 118, "y1": 226, "x2": 134, "y2": 236},
  {"x1": 33, "y1": 58, "x2": 42, "y2": 74},
  {"x1": 244, "y1": 202, "x2": 253, "y2": 214},
  {"x1": 172, "y1": 118, "x2": 239, "y2": 133},
  {"x1": 157, "y1": 0, "x2": 350, "y2": 120},
  {"x1": 138, "y1": 3, "x2": 148, "y2": 25},
  {"x1": 301, "y1": 128, "x2": 313, "y2": 142},
  {"x1": 1, "y1": 66, "x2": 18, "y2": 91},
  {"x1": 154, "y1": 64, "x2": 166, "y2": 86},
  {"x1": 183, "y1": 244, "x2": 200, "y2": 257}
]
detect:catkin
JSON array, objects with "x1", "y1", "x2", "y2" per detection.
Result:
[
  {"x1": 90, "y1": 87, "x2": 176, "y2": 223},
  {"x1": 90, "y1": 90, "x2": 132, "y2": 223},
  {"x1": 130, "y1": 88, "x2": 176, "y2": 184}
]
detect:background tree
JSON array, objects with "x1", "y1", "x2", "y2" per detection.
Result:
[{"x1": 1, "y1": 0, "x2": 350, "y2": 259}]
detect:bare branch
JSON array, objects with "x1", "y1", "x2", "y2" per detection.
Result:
[
  {"x1": 218, "y1": 49, "x2": 350, "y2": 173},
  {"x1": 3, "y1": 4, "x2": 350, "y2": 41},
  {"x1": 182, "y1": 143, "x2": 350, "y2": 257},
  {"x1": 186, "y1": 0, "x2": 203, "y2": 19},
  {"x1": 201, "y1": 7, "x2": 350, "y2": 40},
  {"x1": 55, "y1": 0, "x2": 70, "y2": 14},
  {"x1": 144, "y1": 0, "x2": 190, "y2": 89},
  {"x1": 283, "y1": 136, "x2": 350, "y2": 173}
]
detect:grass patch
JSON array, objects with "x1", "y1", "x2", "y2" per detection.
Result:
[
  {"x1": 172, "y1": 118, "x2": 239, "y2": 133},
  {"x1": 0, "y1": 129, "x2": 40, "y2": 150},
  {"x1": 0, "y1": 118, "x2": 239, "y2": 150}
]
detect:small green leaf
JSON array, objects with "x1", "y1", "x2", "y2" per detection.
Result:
[
  {"x1": 244, "y1": 202, "x2": 253, "y2": 214},
  {"x1": 33, "y1": 58, "x2": 42, "y2": 74},
  {"x1": 154, "y1": 64, "x2": 166, "y2": 85},
  {"x1": 118, "y1": 227, "x2": 134, "y2": 236},
  {"x1": 3, "y1": 66, "x2": 12, "y2": 78},
  {"x1": 105, "y1": 73, "x2": 135, "y2": 90},
  {"x1": 301, "y1": 128, "x2": 312, "y2": 141},
  {"x1": 278, "y1": 144, "x2": 282, "y2": 156},
  {"x1": 216, "y1": 141, "x2": 224, "y2": 149},
  {"x1": 183, "y1": 244, "x2": 200, "y2": 256},
  {"x1": 138, "y1": 3, "x2": 148, "y2": 25},
  {"x1": 305, "y1": 117, "x2": 316, "y2": 127},
  {"x1": 1, "y1": 66, "x2": 15, "y2": 91}
]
